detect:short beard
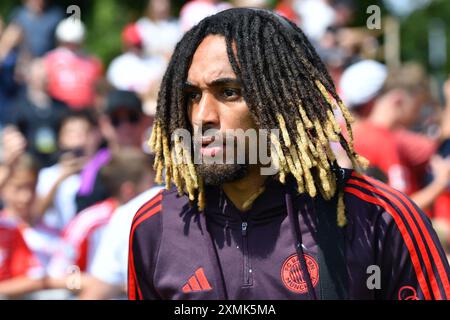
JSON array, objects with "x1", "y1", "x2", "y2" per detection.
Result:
[{"x1": 196, "y1": 163, "x2": 249, "y2": 186}]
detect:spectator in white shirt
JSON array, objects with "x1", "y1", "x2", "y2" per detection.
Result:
[
  {"x1": 79, "y1": 186, "x2": 163, "y2": 299},
  {"x1": 136, "y1": 0, "x2": 182, "y2": 61},
  {"x1": 106, "y1": 23, "x2": 166, "y2": 113}
]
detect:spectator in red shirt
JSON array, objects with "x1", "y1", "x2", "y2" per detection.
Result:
[
  {"x1": 44, "y1": 18, "x2": 102, "y2": 110},
  {"x1": 339, "y1": 60, "x2": 450, "y2": 210},
  {"x1": 430, "y1": 78, "x2": 450, "y2": 237},
  {"x1": 339, "y1": 60, "x2": 410, "y2": 191},
  {"x1": 0, "y1": 154, "x2": 46, "y2": 298}
]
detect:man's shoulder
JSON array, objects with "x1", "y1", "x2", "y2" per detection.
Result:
[
  {"x1": 130, "y1": 187, "x2": 193, "y2": 237},
  {"x1": 343, "y1": 170, "x2": 426, "y2": 227}
]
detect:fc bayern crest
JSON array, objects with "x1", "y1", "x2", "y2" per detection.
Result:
[
  {"x1": 281, "y1": 253, "x2": 319, "y2": 294},
  {"x1": 398, "y1": 286, "x2": 419, "y2": 300}
]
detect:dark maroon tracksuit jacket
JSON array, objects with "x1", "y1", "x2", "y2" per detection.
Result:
[{"x1": 128, "y1": 169, "x2": 450, "y2": 300}]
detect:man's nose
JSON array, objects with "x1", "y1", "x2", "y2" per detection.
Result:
[{"x1": 192, "y1": 92, "x2": 220, "y2": 129}]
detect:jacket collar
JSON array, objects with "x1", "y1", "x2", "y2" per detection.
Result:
[{"x1": 204, "y1": 175, "x2": 306, "y2": 223}]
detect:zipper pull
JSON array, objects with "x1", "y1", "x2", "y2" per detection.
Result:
[{"x1": 241, "y1": 221, "x2": 248, "y2": 236}]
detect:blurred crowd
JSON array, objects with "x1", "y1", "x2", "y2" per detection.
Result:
[{"x1": 0, "y1": 0, "x2": 449, "y2": 299}]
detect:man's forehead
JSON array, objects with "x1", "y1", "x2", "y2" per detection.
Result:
[{"x1": 187, "y1": 35, "x2": 237, "y2": 85}]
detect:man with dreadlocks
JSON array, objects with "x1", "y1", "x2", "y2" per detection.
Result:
[{"x1": 128, "y1": 8, "x2": 450, "y2": 300}]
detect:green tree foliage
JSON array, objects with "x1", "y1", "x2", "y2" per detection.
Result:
[{"x1": 401, "y1": 0, "x2": 450, "y2": 73}]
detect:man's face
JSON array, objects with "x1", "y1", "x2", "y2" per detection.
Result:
[
  {"x1": 27, "y1": 0, "x2": 46, "y2": 13},
  {"x1": 110, "y1": 108, "x2": 146, "y2": 148},
  {"x1": 149, "y1": 0, "x2": 171, "y2": 20},
  {"x1": 186, "y1": 35, "x2": 258, "y2": 185},
  {"x1": 59, "y1": 118, "x2": 99, "y2": 157},
  {"x1": 397, "y1": 90, "x2": 424, "y2": 128},
  {"x1": 59, "y1": 118, "x2": 91, "y2": 150}
]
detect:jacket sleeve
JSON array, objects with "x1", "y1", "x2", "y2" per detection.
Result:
[
  {"x1": 128, "y1": 194, "x2": 163, "y2": 300},
  {"x1": 376, "y1": 199, "x2": 450, "y2": 300}
]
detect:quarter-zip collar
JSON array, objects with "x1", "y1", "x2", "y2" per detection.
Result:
[{"x1": 204, "y1": 176, "x2": 292, "y2": 225}]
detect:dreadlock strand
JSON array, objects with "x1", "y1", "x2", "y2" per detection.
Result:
[
  {"x1": 154, "y1": 124, "x2": 163, "y2": 159},
  {"x1": 296, "y1": 174, "x2": 305, "y2": 194},
  {"x1": 162, "y1": 135, "x2": 172, "y2": 189},
  {"x1": 298, "y1": 105, "x2": 313, "y2": 128},
  {"x1": 279, "y1": 167, "x2": 286, "y2": 184},
  {"x1": 315, "y1": 80, "x2": 338, "y2": 109},
  {"x1": 170, "y1": 148, "x2": 184, "y2": 196},
  {"x1": 155, "y1": 161, "x2": 163, "y2": 185},
  {"x1": 276, "y1": 114, "x2": 292, "y2": 147},
  {"x1": 324, "y1": 141, "x2": 336, "y2": 163},
  {"x1": 288, "y1": 144, "x2": 304, "y2": 174},
  {"x1": 317, "y1": 143, "x2": 330, "y2": 170},
  {"x1": 285, "y1": 153, "x2": 302, "y2": 183},
  {"x1": 296, "y1": 120, "x2": 318, "y2": 160},
  {"x1": 197, "y1": 176, "x2": 206, "y2": 211},
  {"x1": 313, "y1": 119, "x2": 328, "y2": 146},
  {"x1": 327, "y1": 109, "x2": 341, "y2": 134},
  {"x1": 337, "y1": 191, "x2": 347, "y2": 227},
  {"x1": 270, "y1": 133, "x2": 288, "y2": 172},
  {"x1": 328, "y1": 170, "x2": 337, "y2": 196},
  {"x1": 317, "y1": 163, "x2": 331, "y2": 193},
  {"x1": 298, "y1": 155, "x2": 316, "y2": 198},
  {"x1": 294, "y1": 138, "x2": 311, "y2": 169},
  {"x1": 355, "y1": 154, "x2": 370, "y2": 171},
  {"x1": 149, "y1": 121, "x2": 159, "y2": 151},
  {"x1": 337, "y1": 100, "x2": 356, "y2": 154},
  {"x1": 184, "y1": 150, "x2": 199, "y2": 189},
  {"x1": 294, "y1": 122, "x2": 314, "y2": 169},
  {"x1": 324, "y1": 119, "x2": 340, "y2": 142}
]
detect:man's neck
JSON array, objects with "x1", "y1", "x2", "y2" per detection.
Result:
[{"x1": 222, "y1": 165, "x2": 267, "y2": 212}]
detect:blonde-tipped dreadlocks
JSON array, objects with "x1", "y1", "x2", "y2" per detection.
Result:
[{"x1": 149, "y1": 8, "x2": 368, "y2": 227}]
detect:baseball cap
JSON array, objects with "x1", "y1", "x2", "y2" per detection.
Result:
[
  {"x1": 339, "y1": 60, "x2": 388, "y2": 108},
  {"x1": 122, "y1": 23, "x2": 142, "y2": 48},
  {"x1": 55, "y1": 18, "x2": 86, "y2": 44},
  {"x1": 105, "y1": 90, "x2": 143, "y2": 114}
]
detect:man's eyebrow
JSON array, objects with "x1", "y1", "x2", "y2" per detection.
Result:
[
  {"x1": 209, "y1": 77, "x2": 241, "y2": 86},
  {"x1": 184, "y1": 78, "x2": 241, "y2": 89},
  {"x1": 183, "y1": 82, "x2": 197, "y2": 91}
]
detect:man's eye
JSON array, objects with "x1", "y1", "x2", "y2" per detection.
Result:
[
  {"x1": 222, "y1": 88, "x2": 241, "y2": 99},
  {"x1": 186, "y1": 91, "x2": 201, "y2": 102}
]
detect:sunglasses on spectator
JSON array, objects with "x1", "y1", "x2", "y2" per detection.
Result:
[{"x1": 110, "y1": 112, "x2": 141, "y2": 127}]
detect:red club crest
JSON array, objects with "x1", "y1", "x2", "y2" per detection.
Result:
[
  {"x1": 398, "y1": 286, "x2": 419, "y2": 300},
  {"x1": 281, "y1": 253, "x2": 319, "y2": 294}
]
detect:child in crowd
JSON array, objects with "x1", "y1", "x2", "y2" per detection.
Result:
[{"x1": 0, "y1": 154, "x2": 48, "y2": 298}]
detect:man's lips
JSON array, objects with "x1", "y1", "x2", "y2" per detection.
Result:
[
  {"x1": 201, "y1": 136, "x2": 215, "y2": 145},
  {"x1": 200, "y1": 145, "x2": 222, "y2": 157},
  {"x1": 200, "y1": 136, "x2": 224, "y2": 157}
]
